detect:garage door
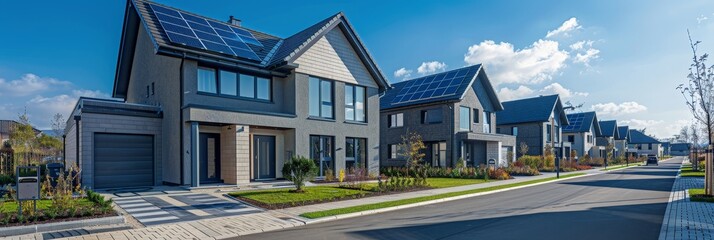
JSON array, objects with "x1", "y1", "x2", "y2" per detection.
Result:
[{"x1": 94, "y1": 133, "x2": 154, "y2": 189}]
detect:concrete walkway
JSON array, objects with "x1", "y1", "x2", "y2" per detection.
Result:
[{"x1": 660, "y1": 171, "x2": 714, "y2": 239}]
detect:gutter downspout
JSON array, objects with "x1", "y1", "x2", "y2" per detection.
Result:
[
  {"x1": 62, "y1": 134, "x2": 66, "y2": 166},
  {"x1": 73, "y1": 115, "x2": 81, "y2": 168},
  {"x1": 179, "y1": 57, "x2": 185, "y2": 185}
]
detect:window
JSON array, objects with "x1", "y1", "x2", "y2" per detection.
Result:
[
  {"x1": 459, "y1": 106, "x2": 470, "y2": 131},
  {"x1": 555, "y1": 126, "x2": 560, "y2": 142},
  {"x1": 220, "y1": 71, "x2": 237, "y2": 96},
  {"x1": 496, "y1": 128, "x2": 502, "y2": 134},
  {"x1": 546, "y1": 124, "x2": 552, "y2": 142},
  {"x1": 345, "y1": 138, "x2": 367, "y2": 171},
  {"x1": 389, "y1": 144, "x2": 405, "y2": 159},
  {"x1": 239, "y1": 74, "x2": 254, "y2": 98},
  {"x1": 309, "y1": 77, "x2": 333, "y2": 119},
  {"x1": 198, "y1": 67, "x2": 217, "y2": 93},
  {"x1": 473, "y1": 109, "x2": 479, "y2": 123},
  {"x1": 421, "y1": 108, "x2": 442, "y2": 124},
  {"x1": 256, "y1": 77, "x2": 270, "y2": 100},
  {"x1": 310, "y1": 135, "x2": 334, "y2": 176},
  {"x1": 483, "y1": 111, "x2": 491, "y2": 133},
  {"x1": 388, "y1": 113, "x2": 404, "y2": 128},
  {"x1": 587, "y1": 135, "x2": 593, "y2": 143},
  {"x1": 151, "y1": 82, "x2": 155, "y2": 95},
  {"x1": 568, "y1": 135, "x2": 575, "y2": 143},
  {"x1": 512, "y1": 127, "x2": 518, "y2": 136},
  {"x1": 345, "y1": 85, "x2": 366, "y2": 122},
  {"x1": 430, "y1": 142, "x2": 447, "y2": 167},
  {"x1": 648, "y1": 143, "x2": 652, "y2": 149}
]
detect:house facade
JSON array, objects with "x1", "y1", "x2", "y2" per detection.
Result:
[
  {"x1": 495, "y1": 95, "x2": 570, "y2": 159},
  {"x1": 380, "y1": 65, "x2": 516, "y2": 168},
  {"x1": 64, "y1": 0, "x2": 389, "y2": 189},
  {"x1": 562, "y1": 112, "x2": 602, "y2": 159},
  {"x1": 594, "y1": 120, "x2": 619, "y2": 159},
  {"x1": 628, "y1": 129, "x2": 663, "y2": 157},
  {"x1": 614, "y1": 126, "x2": 630, "y2": 157},
  {"x1": 670, "y1": 143, "x2": 690, "y2": 156}
]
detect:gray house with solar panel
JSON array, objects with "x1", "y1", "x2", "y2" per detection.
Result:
[
  {"x1": 495, "y1": 95, "x2": 570, "y2": 159},
  {"x1": 562, "y1": 112, "x2": 602, "y2": 159},
  {"x1": 64, "y1": 0, "x2": 390, "y2": 189},
  {"x1": 380, "y1": 65, "x2": 516, "y2": 168}
]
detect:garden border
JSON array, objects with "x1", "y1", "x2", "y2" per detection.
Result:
[{"x1": 0, "y1": 214, "x2": 125, "y2": 237}]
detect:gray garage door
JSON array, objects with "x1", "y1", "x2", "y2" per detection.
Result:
[{"x1": 94, "y1": 133, "x2": 154, "y2": 189}]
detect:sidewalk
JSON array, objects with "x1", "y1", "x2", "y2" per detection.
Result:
[{"x1": 659, "y1": 173, "x2": 714, "y2": 239}]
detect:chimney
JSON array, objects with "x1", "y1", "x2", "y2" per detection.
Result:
[{"x1": 228, "y1": 16, "x2": 241, "y2": 27}]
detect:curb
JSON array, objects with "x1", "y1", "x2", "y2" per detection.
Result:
[
  {"x1": 302, "y1": 173, "x2": 593, "y2": 224},
  {"x1": 600, "y1": 164, "x2": 643, "y2": 172},
  {"x1": 0, "y1": 215, "x2": 126, "y2": 237},
  {"x1": 658, "y1": 161, "x2": 683, "y2": 240}
]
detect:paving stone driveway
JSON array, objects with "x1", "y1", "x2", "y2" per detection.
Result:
[{"x1": 114, "y1": 193, "x2": 262, "y2": 226}]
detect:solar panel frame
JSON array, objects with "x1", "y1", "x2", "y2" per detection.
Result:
[{"x1": 390, "y1": 68, "x2": 477, "y2": 105}]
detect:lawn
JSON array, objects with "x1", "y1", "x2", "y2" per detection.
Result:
[
  {"x1": 0, "y1": 199, "x2": 94, "y2": 214},
  {"x1": 426, "y1": 178, "x2": 489, "y2": 188},
  {"x1": 681, "y1": 166, "x2": 705, "y2": 177},
  {"x1": 300, "y1": 173, "x2": 586, "y2": 219},
  {"x1": 600, "y1": 163, "x2": 642, "y2": 171},
  {"x1": 689, "y1": 188, "x2": 714, "y2": 203}
]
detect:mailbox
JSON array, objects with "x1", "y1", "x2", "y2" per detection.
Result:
[
  {"x1": 487, "y1": 158, "x2": 496, "y2": 169},
  {"x1": 16, "y1": 166, "x2": 40, "y2": 201}
]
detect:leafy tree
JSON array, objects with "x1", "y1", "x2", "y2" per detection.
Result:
[
  {"x1": 678, "y1": 31, "x2": 714, "y2": 195},
  {"x1": 606, "y1": 142, "x2": 615, "y2": 167},
  {"x1": 519, "y1": 142, "x2": 529, "y2": 157},
  {"x1": 282, "y1": 156, "x2": 317, "y2": 192},
  {"x1": 9, "y1": 112, "x2": 39, "y2": 166},
  {"x1": 398, "y1": 130, "x2": 426, "y2": 169}
]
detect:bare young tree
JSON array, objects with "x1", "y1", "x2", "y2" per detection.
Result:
[
  {"x1": 691, "y1": 123, "x2": 701, "y2": 171},
  {"x1": 678, "y1": 30, "x2": 714, "y2": 195}
]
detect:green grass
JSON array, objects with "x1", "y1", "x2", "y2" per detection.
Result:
[
  {"x1": 600, "y1": 163, "x2": 642, "y2": 171},
  {"x1": 229, "y1": 186, "x2": 371, "y2": 205},
  {"x1": 426, "y1": 178, "x2": 490, "y2": 188},
  {"x1": 681, "y1": 166, "x2": 705, "y2": 177},
  {"x1": 0, "y1": 199, "x2": 94, "y2": 213},
  {"x1": 300, "y1": 173, "x2": 586, "y2": 219},
  {"x1": 689, "y1": 188, "x2": 714, "y2": 203}
]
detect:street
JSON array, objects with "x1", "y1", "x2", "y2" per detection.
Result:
[{"x1": 240, "y1": 157, "x2": 682, "y2": 240}]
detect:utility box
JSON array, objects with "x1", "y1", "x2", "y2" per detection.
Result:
[{"x1": 16, "y1": 166, "x2": 40, "y2": 201}]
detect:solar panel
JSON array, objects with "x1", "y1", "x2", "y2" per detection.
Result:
[
  {"x1": 391, "y1": 67, "x2": 476, "y2": 105},
  {"x1": 148, "y1": 3, "x2": 263, "y2": 61}
]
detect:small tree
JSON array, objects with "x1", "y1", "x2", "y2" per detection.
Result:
[
  {"x1": 678, "y1": 31, "x2": 714, "y2": 195},
  {"x1": 519, "y1": 142, "x2": 529, "y2": 157},
  {"x1": 543, "y1": 144, "x2": 555, "y2": 168},
  {"x1": 282, "y1": 156, "x2": 317, "y2": 193},
  {"x1": 606, "y1": 142, "x2": 615, "y2": 167},
  {"x1": 9, "y1": 112, "x2": 40, "y2": 166},
  {"x1": 570, "y1": 149, "x2": 578, "y2": 161},
  {"x1": 398, "y1": 130, "x2": 426, "y2": 168},
  {"x1": 691, "y1": 123, "x2": 702, "y2": 171}
]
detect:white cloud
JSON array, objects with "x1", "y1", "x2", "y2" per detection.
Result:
[
  {"x1": 574, "y1": 48, "x2": 600, "y2": 66},
  {"x1": 569, "y1": 40, "x2": 593, "y2": 51},
  {"x1": 497, "y1": 85, "x2": 534, "y2": 101},
  {"x1": 591, "y1": 102, "x2": 648, "y2": 116},
  {"x1": 0, "y1": 74, "x2": 71, "y2": 96},
  {"x1": 546, "y1": 17, "x2": 581, "y2": 38},
  {"x1": 464, "y1": 40, "x2": 569, "y2": 86},
  {"x1": 393, "y1": 67, "x2": 413, "y2": 79},
  {"x1": 620, "y1": 119, "x2": 691, "y2": 138},
  {"x1": 417, "y1": 61, "x2": 447, "y2": 75},
  {"x1": 540, "y1": 83, "x2": 588, "y2": 99},
  {"x1": 698, "y1": 15, "x2": 709, "y2": 24}
]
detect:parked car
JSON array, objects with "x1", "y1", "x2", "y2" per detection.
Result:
[{"x1": 646, "y1": 155, "x2": 658, "y2": 166}]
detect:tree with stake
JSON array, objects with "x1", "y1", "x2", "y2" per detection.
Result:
[{"x1": 678, "y1": 31, "x2": 714, "y2": 195}]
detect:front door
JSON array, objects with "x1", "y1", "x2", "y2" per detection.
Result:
[
  {"x1": 199, "y1": 133, "x2": 221, "y2": 183},
  {"x1": 253, "y1": 135, "x2": 276, "y2": 179},
  {"x1": 310, "y1": 135, "x2": 334, "y2": 177}
]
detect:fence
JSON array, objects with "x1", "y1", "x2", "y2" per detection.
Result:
[
  {"x1": 0, "y1": 148, "x2": 13, "y2": 175},
  {"x1": 0, "y1": 148, "x2": 58, "y2": 176}
]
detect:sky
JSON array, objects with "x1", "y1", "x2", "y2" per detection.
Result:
[{"x1": 0, "y1": 0, "x2": 713, "y2": 139}]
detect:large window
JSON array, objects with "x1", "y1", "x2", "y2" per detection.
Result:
[
  {"x1": 310, "y1": 135, "x2": 334, "y2": 177},
  {"x1": 430, "y1": 142, "x2": 447, "y2": 167},
  {"x1": 388, "y1": 113, "x2": 403, "y2": 128},
  {"x1": 546, "y1": 124, "x2": 552, "y2": 142},
  {"x1": 345, "y1": 138, "x2": 367, "y2": 171},
  {"x1": 345, "y1": 85, "x2": 366, "y2": 122},
  {"x1": 459, "y1": 106, "x2": 470, "y2": 131},
  {"x1": 482, "y1": 111, "x2": 491, "y2": 133},
  {"x1": 389, "y1": 144, "x2": 405, "y2": 159},
  {"x1": 473, "y1": 109, "x2": 479, "y2": 123},
  {"x1": 421, "y1": 108, "x2": 442, "y2": 124},
  {"x1": 309, "y1": 77, "x2": 333, "y2": 119},
  {"x1": 198, "y1": 67, "x2": 271, "y2": 101},
  {"x1": 512, "y1": 127, "x2": 518, "y2": 136},
  {"x1": 198, "y1": 67, "x2": 217, "y2": 93},
  {"x1": 568, "y1": 135, "x2": 575, "y2": 143}
]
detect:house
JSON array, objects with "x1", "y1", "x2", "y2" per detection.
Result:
[
  {"x1": 662, "y1": 142, "x2": 671, "y2": 156},
  {"x1": 380, "y1": 65, "x2": 516, "y2": 168},
  {"x1": 670, "y1": 143, "x2": 691, "y2": 156},
  {"x1": 628, "y1": 129, "x2": 663, "y2": 157},
  {"x1": 562, "y1": 112, "x2": 602, "y2": 158},
  {"x1": 594, "y1": 120, "x2": 619, "y2": 159},
  {"x1": 64, "y1": 0, "x2": 390, "y2": 189},
  {"x1": 0, "y1": 120, "x2": 41, "y2": 145},
  {"x1": 614, "y1": 126, "x2": 630, "y2": 157},
  {"x1": 495, "y1": 95, "x2": 570, "y2": 159}
]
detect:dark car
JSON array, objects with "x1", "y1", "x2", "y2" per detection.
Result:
[{"x1": 646, "y1": 156, "x2": 658, "y2": 166}]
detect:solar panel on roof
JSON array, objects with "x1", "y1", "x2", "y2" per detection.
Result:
[
  {"x1": 148, "y1": 3, "x2": 263, "y2": 61},
  {"x1": 391, "y1": 67, "x2": 475, "y2": 105}
]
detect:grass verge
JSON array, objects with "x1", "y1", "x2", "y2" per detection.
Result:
[
  {"x1": 1, "y1": 199, "x2": 94, "y2": 214},
  {"x1": 300, "y1": 173, "x2": 586, "y2": 219},
  {"x1": 689, "y1": 188, "x2": 714, "y2": 203},
  {"x1": 681, "y1": 166, "x2": 705, "y2": 177},
  {"x1": 600, "y1": 163, "x2": 642, "y2": 171}
]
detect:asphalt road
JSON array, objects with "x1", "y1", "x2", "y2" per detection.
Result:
[{"x1": 239, "y1": 157, "x2": 683, "y2": 240}]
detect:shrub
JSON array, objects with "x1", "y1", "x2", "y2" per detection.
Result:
[
  {"x1": 518, "y1": 155, "x2": 544, "y2": 169},
  {"x1": 281, "y1": 156, "x2": 318, "y2": 192},
  {"x1": 324, "y1": 168, "x2": 335, "y2": 182},
  {"x1": 505, "y1": 163, "x2": 540, "y2": 176},
  {"x1": 338, "y1": 169, "x2": 345, "y2": 183},
  {"x1": 0, "y1": 174, "x2": 14, "y2": 186},
  {"x1": 544, "y1": 155, "x2": 555, "y2": 168},
  {"x1": 87, "y1": 190, "x2": 113, "y2": 213}
]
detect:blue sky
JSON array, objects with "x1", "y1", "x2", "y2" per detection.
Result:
[{"x1": 1, "y1": 0, "x2": 713, "y2": 138}]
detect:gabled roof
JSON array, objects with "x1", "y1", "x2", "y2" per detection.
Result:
[
  {"x1": 496, "y1": 94, "x2": 569, "y2": 125},
  {"x1": 671, "y1": 143, "x2": 691, "y2": 151},
  {"x1": 562, "y1": 112, "x2": 602, "y2": 135},
  {"x1": 628, "y1": 129, "x2": 661, "y2": 144},
  {"x1": 616, "y1": 126, "x2": 630, "y2": 140},
  {"x1": 113, "y1": 0, "x2": 389, "y2": 98},
  {"x1": 379, "y1": 65, "x2": 503, "y2": 111},
  {"x1": 598, "y1": 120, "x2": 619, "y2": 138}
]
